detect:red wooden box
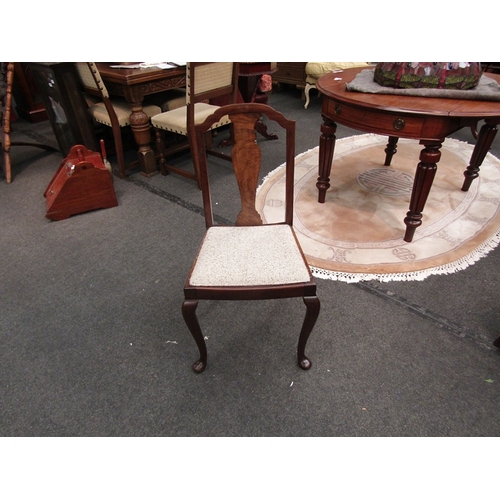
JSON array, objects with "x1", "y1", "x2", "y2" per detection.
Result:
[{"x1": 44, "y1": 144, "x2": 118, "y2": 221}]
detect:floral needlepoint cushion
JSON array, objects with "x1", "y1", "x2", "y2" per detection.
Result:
[
  {"x1": 374, "y1": 62, "x2": 483, "y2": 90},
  {"x1": 258, "y1": 74, "x2": 273, "y2": 93}
]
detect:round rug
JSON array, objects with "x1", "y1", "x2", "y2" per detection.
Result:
[{"x1": 256, "y1": 134, "x2": 500, "y2": 282}]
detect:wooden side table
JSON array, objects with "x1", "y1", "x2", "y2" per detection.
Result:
[
  {"x1": 316, "y1": 68, "x2": 500, "y2": 242},
  {"x1": 272, "y1": 63, "x2": 307, "y2": 92}
]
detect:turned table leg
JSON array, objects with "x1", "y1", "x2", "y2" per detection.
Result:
[
  {"x1": 462, "y1": 120, "x2": 498, "y2": 191},
  {"x1": 129, "y1": 102, "x2": 159, "y2": 177},
  {"x1": 403, "y1": 140, "x2": 443, "y2": 242},
  {"x1": 384, "y1": 136, "x2": 399, "y2": 166},
  {"x1": 316, "y1": 116, "x2": 337, "y2": 203}
]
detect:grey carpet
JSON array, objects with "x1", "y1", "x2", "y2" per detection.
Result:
[{"x1": 1, "y1": 85, "x2": 500, "y2": 437}]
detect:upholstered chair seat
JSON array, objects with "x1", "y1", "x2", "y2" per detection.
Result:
[
  {"x1": 151, "y1": 102, "x2": 229, "y2": 135},
  {"x1": 160, "y1": 88, "x2": 187, "y2": 111},
  {"x1": 189, "y1": 225, "x2": 312, "y2": 287},
  {"x1": 89, "y1": 99, "x2": 161, "y2": 128}
]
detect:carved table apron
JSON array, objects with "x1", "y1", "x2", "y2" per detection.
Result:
[
  {"x1": 316, "y1": 67, "x2": 500, "y2": 242},
  {"x1": 96, "y1": 63, "x2": 186, "y2": 177}
]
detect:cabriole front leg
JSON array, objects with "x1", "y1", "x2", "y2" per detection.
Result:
[
  {"x1": 182, "y1": 299, "x2": 207, "y2": 373},
  {"x1": 403, "y1": 140, "x2": 442, "y2": 242},
  {"x1": 297, "y1": 295, "x2": 320, "y2": 370},
  {"x1": 316, "y1": 117, "x2": 337, "y2": 203}
]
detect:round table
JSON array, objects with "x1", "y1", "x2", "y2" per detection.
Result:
[{"x1": 316, "y1": 67, "x2": 500, "y2": 242}]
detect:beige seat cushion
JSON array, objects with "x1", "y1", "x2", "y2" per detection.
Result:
[
  {"x1": 189, "y1": 225, "x2": 312, "y2": 287},
  {"x1": 161, "y1": 88, "x2": 187, "y2": 111},
  {"x1": 151, "y1": 103, "x2": 230, "y2": 136},
  {"x1": 88, "y1": 100, "x2": 162, "y2": 127},
  {"x1": 162, "y1": 94, "x2": 187, "y2": 111},
  {"x1": 305, "y1": 62, "x2": 370, "y2": 84}
]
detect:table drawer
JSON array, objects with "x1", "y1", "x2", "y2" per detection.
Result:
[
  {"x1": 273, "y1": 63, "x2": 306, "y2": 86},
  {"x1": 325, "y1": 99, "x2": 431, "y2": 137}
]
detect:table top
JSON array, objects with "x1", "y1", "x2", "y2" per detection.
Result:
[
  {"x1": 96, "y1": 63, "x2": 186, "y2": 86},
  {"x1": 317, "y1": 67, "x2": 500, "y2": 119}
]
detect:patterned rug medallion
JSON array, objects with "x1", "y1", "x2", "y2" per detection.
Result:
[{"x1": 256, "y1": 134, "x2": 500, "y2": 282}]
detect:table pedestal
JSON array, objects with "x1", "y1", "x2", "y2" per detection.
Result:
[{"x1": 129, "y1": 102, "x2": 158, "y2": 177}]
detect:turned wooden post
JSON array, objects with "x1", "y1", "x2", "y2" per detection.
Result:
[
  {"x1": 316, "y1": 116, "x2": 337, "y2": 203},
  {"x1": 129, "y1": 102, "x2": 158, "y2": 177},
  {"x1": 403, "y1": 140, "x2": 442, "y2": 242},
  {"x1": 384, "y1": 136, "x2": 399, "y2": 166},
  {"x1": 462, "y1": 120, "x2": 498, "y2": 191}
]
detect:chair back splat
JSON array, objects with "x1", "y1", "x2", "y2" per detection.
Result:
[{"x1": 182, "y1": 102, "x2": 320, "y2": 374}]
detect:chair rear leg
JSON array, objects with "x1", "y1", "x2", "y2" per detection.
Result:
[
  {"x1": 297, "y1": 295, "x2": 320, "y2": 370},
  {"x1": 187, "y1": 132, "x2": 202, "y2": 189},
  {"x1": 182, "y1": 299, "x2": 207, "y2": 373},
  {"x1": 3, "y1": 148, "x2": 11, "y2": 184},
  {"x1": 155, "y1": 130, "x2": 168, "y2": 176},
  {"x1": 111, "y1": 127, "x2": 126, "y2": 179}
]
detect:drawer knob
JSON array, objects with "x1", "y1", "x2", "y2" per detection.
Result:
[
  {"x1": 393, "y1": 118, "x2": 405, "y2": 131},
  {"x1": 335, "y1": 105, "x2": 342, "y2": 115}
]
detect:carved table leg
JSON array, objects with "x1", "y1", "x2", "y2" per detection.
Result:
[
  {"x1": 316, "y1": 116, "x2": 337, "y2": 203},
  {"x1": 384, "y1": 136, "x2": 399, "y2": 166},
  {"x1": 462, "y1": 121, "x2": 498, "y2": 191},
  {"x1": 403, "y1": 140, "x2": 442, "y2": 242},
  {"x1": 129, "y1": 102, "x2": 159, "y2": 177}
]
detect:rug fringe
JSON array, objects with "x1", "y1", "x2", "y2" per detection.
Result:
[
  {"x1": 311, "y1": 226, "x2": 500, "y2": 283},
  {"x1": 260, "y1": 136, "x2": 500, "y2": 283}
]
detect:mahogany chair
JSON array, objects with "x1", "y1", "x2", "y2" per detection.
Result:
[
  {"x1": 75, "y1": 62, "x2": 162, "y2": 179},
  {"x1": 151, "y1": 62, "x2": 240, "y2": 188},
  {"x1": 182, "y1": 102, "x2": 320, "y2": 373},
  {"x1": 1, "y1": 62, "x2": 56, "y2": 184}
]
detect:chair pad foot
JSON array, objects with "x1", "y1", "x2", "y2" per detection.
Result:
[
  {"x1": 193, "y1": 360, "x2": 206, "y2": 373},
  {"x1": 299, "y1": 356, "x2": 312, "y2": 370}
]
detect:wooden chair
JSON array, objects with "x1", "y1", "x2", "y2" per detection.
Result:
[
  {"x1": 1, "y1": 62, "x2": 56, "y2": 184},
  {"x1": 75, "y1": 62, "x2": 162, "y2": 179},
  {"x1": 151, "y1": 62, "x2": 239, "y2": 188},
  {"x1": 182, "y1": 102, "x2": 320, "y2": 373}
]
